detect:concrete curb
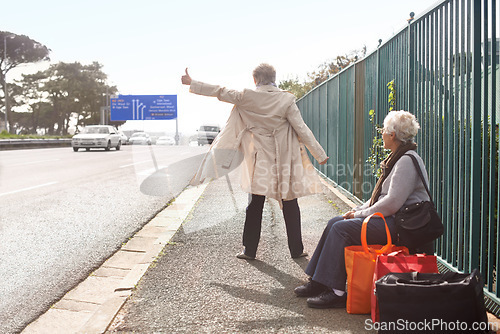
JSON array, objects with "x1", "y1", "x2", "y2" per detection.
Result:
[
  {"x1": 21, "y1": 183, "x2": 208, "y2": 334},
  {"x1": 318, "y1": 177, "x2": 359, "y2": 209}
]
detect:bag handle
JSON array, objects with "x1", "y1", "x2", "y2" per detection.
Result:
[
  {"x1": 396, "y1": 278, "x2": 448, "y2": 286},
  {"x1": 361, "y1": 212, "x2": 392, "y2": 255},
  {"x1": 404, "y1": 154, "x2": 433, "y2": 203},
  {"x1": 387, "y1": 251, "x2": 428, "y2": 258},
  {"x1": 388, "y1": 250, "x2": 406, "y2": 257}
]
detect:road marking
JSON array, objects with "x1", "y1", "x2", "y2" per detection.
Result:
[
  {"x1": 10, "y1": 159, "x2": 61, "y2": 167},
  {"x1": 0, "y1": 181, "x2": 59, "y2": 197}
]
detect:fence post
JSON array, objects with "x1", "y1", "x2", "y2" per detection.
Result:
[
  {"x1": 469, "y1": 0, "x2": 482, "y2": 273},
  {"x1": 481, "y1": 0, "x2": 490, "y2": 280},
  {"x1": 490, "y1": 0, "x2": 499, "y2": 297},
  {"x1": 376, "y1": 39, "x2": 382, "y2": 117},
  {"x1": 408, "y1": 12, "x2": 415, "y2": 112}
]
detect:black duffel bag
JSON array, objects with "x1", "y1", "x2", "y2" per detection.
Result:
[
  {"x1": 375, "y1": 269, "x2": 488, "y2": 334},
  {"x1": 395, "y1": 154, "x2": 444, "y2": 249}
]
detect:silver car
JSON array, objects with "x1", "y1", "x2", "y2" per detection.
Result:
[
  {"x1": 72, "y1": 125, "x2": 122, "y2": 152},
  {"x1": 128, "y1": 132, "x2": 152, "y2": 145},
  {"x1": 156, "y1": 136, "x2": 175, "y2": 145}
]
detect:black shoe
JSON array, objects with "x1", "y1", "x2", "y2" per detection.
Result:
[
  {"x1": 307, "y1": 290, "x2": 347, "y2": 309},
  {"x1": 294, "y1": 279, "x2": 328, "y2": 297}
]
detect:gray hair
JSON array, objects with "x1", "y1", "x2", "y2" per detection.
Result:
[
  {"x1": 383, "y1": 110, "x2": 420, "y2": 144},
  {"x1": 253, "y1": 63, "x2": 276, "y2": 86}
]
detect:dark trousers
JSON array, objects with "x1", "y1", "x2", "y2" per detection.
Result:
[
  {"x1": 305, "y1": 215, "x2": 397, "y2": 291},
  {"x1": 242, "y1": 194, "x2": 304, "y2": 258}
]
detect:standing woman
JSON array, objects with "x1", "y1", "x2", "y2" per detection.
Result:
[
  {"x1": 294, "y1": 110, "x2": 431, "y2": 309},
  {"x1": 181, "y1": 64, "x2": 328, "y2": 260}
]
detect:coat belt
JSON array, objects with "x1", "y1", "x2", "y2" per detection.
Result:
[{"x1": 221, "y1": 125, "x2": 285, "y2": 207}]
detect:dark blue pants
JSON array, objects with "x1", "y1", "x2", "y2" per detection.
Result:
[
  {"x1": 243, "y1": 194, "x2": 304, "y2": 258},
  {"x1": 305, "y1": 215, "x2": 396, "y2": 291}
]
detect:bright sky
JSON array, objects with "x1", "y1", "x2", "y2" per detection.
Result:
[{"x1": 3, "y1": 0, "x2": 438, "y2": 135}]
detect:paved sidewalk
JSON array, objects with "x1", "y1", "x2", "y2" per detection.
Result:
[{"x1": 106, "y1": 169, "x2": 371, "y2": 333}]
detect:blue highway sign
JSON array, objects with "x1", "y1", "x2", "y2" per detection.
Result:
[{"x1": 110, "y1": 95, "x2": 177, "y2": 121}]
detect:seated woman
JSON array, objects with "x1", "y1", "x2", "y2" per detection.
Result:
[{"x1": 294, "y1": 110, "x2": 431, "y2": 309}]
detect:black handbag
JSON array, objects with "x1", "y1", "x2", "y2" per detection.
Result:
[
  {"x1": 375, "y1": 269, "x2": 488, "y2": 334},
  {"x1": 395, "y1": 154, "x2": 444, "y2": 249}
]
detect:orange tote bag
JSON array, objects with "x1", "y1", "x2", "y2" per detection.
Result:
[{"x1": 344, "y1": 212, "x2": 408, "y2": 314}]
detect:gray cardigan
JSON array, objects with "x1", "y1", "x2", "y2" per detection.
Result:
[{"x1": 353, "y1": 150, "x2": 430, "y2": 218}]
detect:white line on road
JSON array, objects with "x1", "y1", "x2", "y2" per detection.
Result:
[{"x1": 0, "y1": 181, "x2": 59, "y2": 197}]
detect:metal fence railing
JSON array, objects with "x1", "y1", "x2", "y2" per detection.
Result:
[{"x1": 297, "y1": 0, "x2": 500, "y2": 315}]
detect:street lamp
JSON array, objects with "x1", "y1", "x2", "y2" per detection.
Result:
[{"x1": 3, "y1": 34, "x2": 15, "y2": 133}]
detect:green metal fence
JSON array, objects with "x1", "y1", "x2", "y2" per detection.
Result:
[{"x1": 298, "y1": 0, "x2": 500, "y2": 315}]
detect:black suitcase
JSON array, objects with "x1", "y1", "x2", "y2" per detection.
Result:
[{"x1": 375, "y1": 269, "x2": 488, "y2": 333}]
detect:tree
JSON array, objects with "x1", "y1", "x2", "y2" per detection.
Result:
[
  {"x1": 279, "y1": 46, "x2": 367, "y2": 99},
  {"x1": 307, "y1": 46, "x2": 367, "y2": 86},
  {"x1": 278, "y1": 77, "x2": 313, "y2": 99},
  {"x1": 13, "y1": 61, "x2": 119, "y2": 135},
  {"x1": 1, "y1": 31, "x2": 50, "y2": 131},
  {"x1": 12, "y1": 71, "x2": 46, "y2": 133}
]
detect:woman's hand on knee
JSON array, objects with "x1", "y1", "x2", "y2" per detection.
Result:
[{"x1": 343, "y1": 211, "x2": 355, "y2": 219}]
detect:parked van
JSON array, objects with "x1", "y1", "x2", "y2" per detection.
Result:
[{"x1": 197, "y1": 124, "x2": 220, "y2": 145}]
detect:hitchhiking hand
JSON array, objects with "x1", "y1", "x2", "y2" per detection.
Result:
[{"x1": 181, "y1": 68, "x2": 192, "y2": 85}]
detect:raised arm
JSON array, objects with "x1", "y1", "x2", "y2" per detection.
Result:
[{"x1": 181, "y1": 68, "x2": 244, "y2": 105}]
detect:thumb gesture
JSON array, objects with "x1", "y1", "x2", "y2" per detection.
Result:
[{"x1": 181, "y1": 68, "x2": 192, "y2": 85}]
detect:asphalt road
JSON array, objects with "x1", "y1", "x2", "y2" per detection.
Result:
[{"x1": 0, "y1": 144, "x2": 207, "y2": 333}]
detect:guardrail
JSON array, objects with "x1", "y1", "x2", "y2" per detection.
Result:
[{"x1": 0, "y1": 138, "x2": 72, "y2": 150}]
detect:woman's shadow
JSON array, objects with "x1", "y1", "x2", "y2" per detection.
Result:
[{"x1": 209, "y1": 257, "x2": 354, "y2": 332}]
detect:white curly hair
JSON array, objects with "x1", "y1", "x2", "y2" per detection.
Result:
[{"x1": 383, "y1": 110, "x2": 420, "y2": 144}]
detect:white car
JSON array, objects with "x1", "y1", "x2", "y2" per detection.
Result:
[
  {"x1": 156, "y1": 136, "x2": 175, "y2": 145},
  {"x1": 118, "y1": 131, "x2": 129, "y2": 145},
  {"x1": 128, "y1": 132, "x2": 152, "y2": 145},
  {"x1": 72, "y1": 125, "x2": 122, "y2": 152},
  {"x1": 197, "y1": 125, "x2": 220, "y2": 145}
]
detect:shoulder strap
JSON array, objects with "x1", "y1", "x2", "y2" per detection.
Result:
[{"x1": 404, "y1": 154, "x2": 433, "y2": 202}]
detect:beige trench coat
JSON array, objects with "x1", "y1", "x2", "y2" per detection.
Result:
[{"x1": 189, "y1": 80, "x2": 328, "y2": 202}]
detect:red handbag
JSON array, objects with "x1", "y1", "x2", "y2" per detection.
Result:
[{"x1": 371, "y1": 251, "x2": 439, "y2": 322}]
